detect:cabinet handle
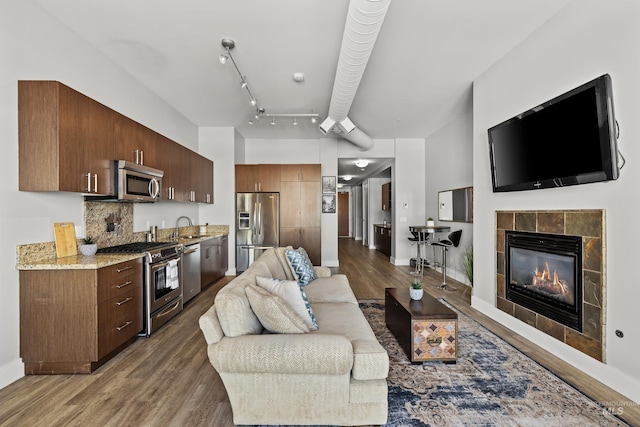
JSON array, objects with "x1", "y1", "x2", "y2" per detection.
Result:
[
  {"x1": 116, "y1": 280, "x2": 133, "y2": 289},
  {"x1": 135, "y1": 149, "x2": 139, "y2": 164},
  {"x1": 116, "y1": 320, "x2": 133, "y2": 331},
  {"x1": 140, "y1": 150, "x2": 144, "y2": 165},
  {"x1": 116, "y1": 266, "x2": 133, "y2": 273},
  {"x1": 86, "y1": 173, "x2": 92, "y2": 192},
  {"x1": 93, "y1": 174, "x2": 98, "y2": 193},
  {"x1": 116, "y1": 296, "x2": 133, "y2": 306}
]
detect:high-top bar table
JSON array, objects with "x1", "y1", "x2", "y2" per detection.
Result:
[{"x1": 408, "y1": 225, "x2": 450, "y2": 280}]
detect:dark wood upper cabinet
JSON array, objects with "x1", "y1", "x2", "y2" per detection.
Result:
[
  {"x1": 235, "y1": 164, "x2": 280, "y2": 192},
  {"x1": 382, "y1": 182, "x2": 391, "y2": 211},
  {"x1": 280, "y1": 164, "x2": 321, "y2": 182},
  {"x1": 19, "y1": 81, "x2": 213, "y2": 203},
  {"x1": 113, "y1": 112, "x2": 156, "y2": 168},
  {"x1": 19, "y1": 81, "x2": 114, "y2": 195}
]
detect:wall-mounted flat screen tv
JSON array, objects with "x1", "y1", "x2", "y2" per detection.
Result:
[{"x1": 488, "y1": 74, "x2": 619, "y2": 192}]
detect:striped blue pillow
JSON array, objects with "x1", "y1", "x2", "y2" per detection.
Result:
[{"x1": 285, "y1": 247, "x2": 318, "y2": 286}]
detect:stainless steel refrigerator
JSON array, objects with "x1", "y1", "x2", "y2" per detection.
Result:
[{"x1": 236, "y1": 192, "x2": 279, "y2": 272}]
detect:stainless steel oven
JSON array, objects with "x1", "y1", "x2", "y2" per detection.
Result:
[
  {"x1": 145, "y1": 246, "x2": 183, "y2": 336},
  {"x1": 97, "y1": 242, "x2": 184, "y2": 337}
]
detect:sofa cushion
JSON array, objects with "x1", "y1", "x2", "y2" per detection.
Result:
[
  {"x1": 245, "y1": 284, "x2": 310, "y2": 334},
  {"x1": 274, "y1": 246, "x2": 296, "y2": 280},
  {"x1": 256, "y1": 277, "x2": 318, "y2": 330},
  {"x1": 286, "y1": 247, "x2": 318, "y2": 285},
  {"x1": 304, "y1": 274, "x2": 358, "y2": 304},
  {"x1": 256, "y1": 248, "x2": 291, "y2": 280},
  {"x1": 214, "y1": 261, "x2": 273, "y2": 337},
  {"x1": 311, "y1": 302, "x2": 389, "y2": 381}
]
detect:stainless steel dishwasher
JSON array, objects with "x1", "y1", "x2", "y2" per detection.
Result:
[{"x1": 182, "y1": 243, "x2": 201, "y2": 304}]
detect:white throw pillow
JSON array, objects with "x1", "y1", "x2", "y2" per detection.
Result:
[
  {"x1": 255, "y1": 276, "x2": 318, "y2": 330},
  {"x1": 245, "y1": 284, "x2": 310, "y2": 334}
]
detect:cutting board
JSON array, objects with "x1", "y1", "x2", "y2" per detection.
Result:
[{"x1": 53, "y1": 222, "x2": 78, "y2": 258}]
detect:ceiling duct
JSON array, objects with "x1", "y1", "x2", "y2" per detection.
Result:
[{"x1": 321, "y1": 0, "x2": 391, "y2": 150}]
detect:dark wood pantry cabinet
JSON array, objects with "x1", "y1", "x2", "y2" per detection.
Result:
[{"x1": 236, "y1": 163, "x2": 321, "y2": 265}]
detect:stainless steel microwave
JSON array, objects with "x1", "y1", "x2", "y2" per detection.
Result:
[{"x1": 116, "y1": 160, "x2": 163, "y2": 202}]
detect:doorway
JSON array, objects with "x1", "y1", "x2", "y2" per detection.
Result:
[{"x1": 338, "y1": 192, "x2": 349, "y2": 237}]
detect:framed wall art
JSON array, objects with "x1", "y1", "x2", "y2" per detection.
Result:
[
  {"x1": 322, "y1": 194, "x2": 336, "y2": 213},
  {"x1": 322, "y1": 176, "x2": 336, "y2": 194}
]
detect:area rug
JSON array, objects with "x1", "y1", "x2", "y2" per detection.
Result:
[{"x1": 359, "y1": 300, "x2": 628, "y2": 427}]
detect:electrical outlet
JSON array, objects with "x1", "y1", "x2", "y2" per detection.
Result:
[{"x1": 74, "y1": 225, "x2": 83, "y2": 237}]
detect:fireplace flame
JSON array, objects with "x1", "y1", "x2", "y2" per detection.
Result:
[{"x1": 532, "y1": 261, "x2": 567, "y2": 295}]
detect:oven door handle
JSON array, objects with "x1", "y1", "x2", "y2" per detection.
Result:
[
  {"x1": 152, "y1": 261, "x2": 169, "y2": 270},
  {"x1": 151, "y1": 258, "x2": 181, "y2": 271}
]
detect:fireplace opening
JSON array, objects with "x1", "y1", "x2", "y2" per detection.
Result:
[{"x1": 505, "y1": 231, "x2": 582, "y2": 332}]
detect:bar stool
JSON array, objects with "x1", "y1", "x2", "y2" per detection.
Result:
[
  {"x1": 408, "y1": 230, "x2": 430, "y2": 279},
  {"x1": 430, "y1": 229, "x2": 462, "y2": 290}
]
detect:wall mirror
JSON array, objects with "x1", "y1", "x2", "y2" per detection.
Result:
[{"x1": 438, "y1": 187, "x2": 473, "y2": 222}]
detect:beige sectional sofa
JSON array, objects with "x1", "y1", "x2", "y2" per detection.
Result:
[{"x1": 199, "y1": 247, "x2": 389, "y2": 426}]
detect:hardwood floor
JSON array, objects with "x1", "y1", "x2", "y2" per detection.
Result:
[{"x1": 1, "y1": 238, "x2": 638, "y2": 426}]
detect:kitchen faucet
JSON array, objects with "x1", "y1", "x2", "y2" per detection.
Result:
[{"x1": 174, "y1": 216, "x2": 193, "y2": 240}]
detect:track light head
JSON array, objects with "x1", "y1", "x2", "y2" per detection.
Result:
[
  {"x1": 221, "y1": 38, "x2": 235, "y2": 50},
  {"x1": 219, "y1": 54, "x2": 229, "y2": 64}
]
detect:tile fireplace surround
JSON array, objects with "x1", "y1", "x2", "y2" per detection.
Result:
[{"x1": 495, "y1": 210, "x2": 605, "y2": 361}]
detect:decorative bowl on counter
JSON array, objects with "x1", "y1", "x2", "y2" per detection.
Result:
[{"x1": 79, "y1": 243, "x2": 98, "y2": 256}]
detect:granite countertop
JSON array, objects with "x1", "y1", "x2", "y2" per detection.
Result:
[
  {"x1": 16, "y1": 253, "x2": 144, "y2": 271},
  {"x1": 16, "y1": 232, "x2": 229, "y2": 271}
]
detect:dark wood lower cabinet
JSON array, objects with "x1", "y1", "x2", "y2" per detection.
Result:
[
  {"x1": 201, "y1": 235, "x2": 228, "y2": 290},
  {"x1": 374, "y1": 225, "x2": 391, "y2": 257},
  {"x1": 19, "y1": 258, "x2": 143, "y2": 374}
]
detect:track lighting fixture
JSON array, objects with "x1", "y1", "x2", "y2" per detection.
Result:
[
  {"x1": 354, "y1": 160, "x2": 369, "y2": 168},
  {"x1": 219, "y1": 38, "x2": 320, "y2": 128}
]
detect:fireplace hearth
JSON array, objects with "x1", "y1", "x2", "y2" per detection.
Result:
[
  {"x1": 495, "y1": 210, "x2": 605, "y2": 362},
  {"x1": 506, "y1": 231, "x2": 582, "y2": 331}
]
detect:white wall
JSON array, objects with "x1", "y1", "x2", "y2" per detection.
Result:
[
  {"x1": 393, "y1": 139, "x2": 426, "y2": 265},
  {"x1": 473, "y1": 0, "x2": 640, "y2": 402},
  {"x1": 0, "y1": 1, "x2": 200, "y2": 388},
  {"x1": 424, "y1": 105, "x2": 474, "y2": 285},
  {"x1": 199, "y1": 127, "x2": 236, "y2": 274}
]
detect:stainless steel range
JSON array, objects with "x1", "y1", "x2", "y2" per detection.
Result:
[{"x1": 97, "y1": 241, "x2": 184, "y2": 337}]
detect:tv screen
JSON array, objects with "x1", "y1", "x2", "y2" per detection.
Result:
[{"x1": 488, "y1": 74, "x2": 619, "y2": 192}]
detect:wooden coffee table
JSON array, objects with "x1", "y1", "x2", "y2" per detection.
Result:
[{"x1": 385, "y1": 287, "x2": 458, "y2": 363}]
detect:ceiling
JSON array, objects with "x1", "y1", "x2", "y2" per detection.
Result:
[{"x1": 33, "y1": 0, "x2": 571, "y2": 183}]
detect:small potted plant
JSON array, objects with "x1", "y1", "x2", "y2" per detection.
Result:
[
  {"x1": 79, "y1": 236, "x2": 98, "y2": 256},
  {"x1": 410, "y1": 278, "x2": 424, "y2": 300},
  {"x1": 426, "y1": 217, "x2": 435, "y2": 227}
]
